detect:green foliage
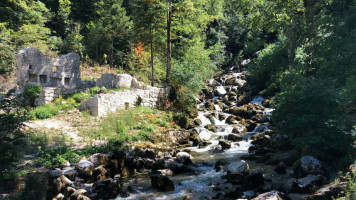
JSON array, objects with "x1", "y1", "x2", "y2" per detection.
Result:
[
  {"x1": 247, "y1": 0, "x2": 356, "y2": 171},
  {"x1": 85, "y1": 0, "x2": 131, "y2": 67},
  {"x1": 14, "y1": 173, "x2": 48, "y2": 200},
  {"x1": 171, "y1": 42, "x2": 216, "y2": 113},
  {"x1": 61, "y1": 23, "x2": 84, "y2": 56},
  {"x1": 0, "y1": 23, "x2": 15, "y2": 75},
  {"x1": 135, "y1": 130, "x2": 154, "y2": 142},
  {"x1": 71, "y1": 92, "x2": 91, "y2": 103},
  {"x1": 344, "y1": 171, "x2": 356, "y2": 200},
  {"x1": 30, "y1": 104, "x2": 59, "y2": 120},
  {"x1": 248, "y1": 38, "x2": 289, "y2": 96},
  {"x1": 0, "y1": 95, "x2": 27, "y2": 185},
  {"x1": 24, "y1": 84, "x2": 42, "y2": 102},
  {"x1": 89, "y1": 86, "x2": 100, "y2": 95},
  {"x1": 37, "y1": 147, "x2": 80, "y2": 167},
  {"x1": 173, "y1": 112, "x2": 189, "y2": 129}
]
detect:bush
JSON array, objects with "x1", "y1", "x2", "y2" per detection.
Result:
[
  {"x1": 171, "y1": 42, "x2": 216, "y2": 113},
  {"x1": 89, "y1": 86, "x2": 100, "y2": 95},
  {"x1": 37, "y1": 148, "x2": 80, "y2": 167},
  {"x1": 247, "y1": 37, "x2": 288, "y2": 96},
  {"x1": 15, "y1": 173, "x2": 48, "y2": 200},
  {"x1": 31, "y1": 104, "x2": 59, "y2": 119},
  {"x1": 136, "y1": 130, "x2": 154, "y2": 142},
  {"x1": 71, "y1": 92, "x2": 91, "y2": 103},
  {"x1": 24, "y1": 84, "x2": 42, "y2": 105},
  {"x1": 0, "y1": 94, "x2": 28, "y2": 185},
  {"x1": 173, "y1": 112, "x2": 189, "y2": 129}
]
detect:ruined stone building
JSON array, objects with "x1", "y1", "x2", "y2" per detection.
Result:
[{"x1": 16, "y1": 47, "x2": 81, "y2": 89}]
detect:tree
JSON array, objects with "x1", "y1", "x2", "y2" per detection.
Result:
[
  {"x1": 131, "y1": 0, "x2": 166, "y2": 86},
  {"x1": 85, "y1": 0, "x2": 131, "y2": 67},
  {"x1": 166, "y1": 0, "x2": 172, "y2": 83}
]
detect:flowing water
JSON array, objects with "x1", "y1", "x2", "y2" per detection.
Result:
[{"x1": 117, "y1": 66, "x2": 280, "y2": 200}]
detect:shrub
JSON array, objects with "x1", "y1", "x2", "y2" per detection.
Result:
[
  {"x1": 136, "y1": 130, "x2": 154, "y2": 142},
  {"x1": 24, "y1": 84, "x2": 42, "y2": 105},
  {"x1": 37, "y1": 148, "x2": 80, "y2": 167},
  {"x1": 247, "y1": 37, "x2": 288, "y2": 96},
  {"x1": 31, "y1": 104, "x2": 59, "y2": 119},
  {"x1": 89, "y1": 86, "x2": 100, "y2": 95},
  {"x1": 173, "y1": 112, "x2": 189, "y2": 129},
  {"x1": 71, "y1": 92, "x2": 91, "y2": 103},
  {"x1": 15, "y1": 173, "x2": 48, "y2": 200},
  {"x1": 171, "y1": 42, "x2": 216, "y2": 113}
]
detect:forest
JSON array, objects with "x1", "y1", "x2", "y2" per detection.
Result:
[{"x1": 0, "y1": 0, "x2": 355, "y2": 199}]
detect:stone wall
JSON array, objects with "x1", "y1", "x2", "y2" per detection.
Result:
[
  {"x1": 16, "y1": 47, "x2": 81, "y2": 89},
  {"x1": 81, "y1": 86, "x2": 170, "y2": 116}
]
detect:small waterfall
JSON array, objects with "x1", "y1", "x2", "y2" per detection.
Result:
[{"x1": 197, "y1": 113, "x2": 211, "y2": 126}]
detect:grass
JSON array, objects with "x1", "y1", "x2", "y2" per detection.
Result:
[{"x1": 79, "y1": 107, "x2": 176, "y2": 150}]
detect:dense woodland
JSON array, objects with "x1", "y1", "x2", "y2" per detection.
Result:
[{"x1": 0, "y1": 0, "x2": 356, "y2": 199}]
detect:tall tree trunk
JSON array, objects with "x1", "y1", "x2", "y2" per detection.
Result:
[
  {"x1": 151, "y1": 28, "x2": 154, "y2": 87},
  {"x1": 287, "y1": 33, "x2": 295, "y2": 70},
  {"x1": 166, "y1": 0, "x2": 172, "y2": 84},
  {"x1": 111, "y1": 36, "x2": 114, "y2": 67},
  {"x1": 304, "y1": 0, "x2": 317, "y2": 25}
]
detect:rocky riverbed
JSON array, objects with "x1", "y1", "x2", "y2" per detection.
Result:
[{"x1": 47, "y1": 64, "x2": 350, "y2": 200}]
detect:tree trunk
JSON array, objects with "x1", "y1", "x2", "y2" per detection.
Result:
[
  {"x1": 166, "y1": 0, "x2": 172, "y2": 84},
  {"x1": 151, "y1": 28, "x2": 154, "y2": 87},
  {"x1": 287, "y1": 33, "x2": 295, "y2": 70},
  {"x1": 111, "y1": 36, "x2": 114, "y2": 67}
]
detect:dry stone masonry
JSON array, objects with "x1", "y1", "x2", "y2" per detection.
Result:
[
  {"x1": 81, "y1": 86, "x2": 170, "y2": 116},
  {"x1": 16, "y1": 47, "x2": 81, "y2": 89}
]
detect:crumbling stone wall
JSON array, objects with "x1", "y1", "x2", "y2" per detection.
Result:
[
  {"x1": 16, "y1": 47, "x2": 81, "y2": 89},
  {"x1": 81, "y1": 87, "x2": 170, "y2": 116}
]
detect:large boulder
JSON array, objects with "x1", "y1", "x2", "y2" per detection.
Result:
[
  {"x1": 167, "y1": 130, "x2": 191, "y2": 144},
  {"x1": 89, "y1": 153, "x2": 109, "y2": 167},
  {"x1": 91, "y1": 178, "x2": 122, "y2": 199},
  {"x1": 204, "y1": 101, "x2": 215, "y2": 111},
  {"x1": 244, "y1": 170, "x2": 264, "y2": 189},
  {"x1": 237, "y1": 92, "x2": 252, "y2": 106},
  {"x1": 294, "y1": 156, "x2": 325, "y2": 178},
  {"x1": 308, "y1": 182, "x2": 348, "y2": 200},
  {"x1": 175, "y1": 152, "x2": 193, "y2": 165},
  {"x1": 62, "y1": 167, "x2": 77, "y2": 181},
  {"x1": 218, "y1": 140, "x2": 231, "y2": 150},
  {"x1": 76, "y1": 160, "x2": 94, "y2": 178},
  {"x1": 252, "y1": 190, "x2": 290, "y2": 200},
  {"x1": 205, "y1": 124, "x2": 218, "y2": 133},
  {"x1": 150, "y1": 171, "x2": 175, "y2": 192},
  {"x1": 292, "y1": 175, "x2": 327, "y2": 193},
  {"x1": 227, "y1": 133, "x2": 243, "y2": 142},
  {"x1": 227, "y1": 160, "x2": 249, "y2": 174}
]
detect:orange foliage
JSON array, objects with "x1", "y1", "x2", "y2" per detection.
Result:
[{"x1": 132, "y1": 42, "x2": 148, "y2": 68}]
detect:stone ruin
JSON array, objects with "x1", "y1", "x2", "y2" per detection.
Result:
[
  {"x1": 16, "y1": 47, "x2": 81, "y2": 89},
  {"x1": 15, "y1": 47, "x2": 170, "y2": 113}
]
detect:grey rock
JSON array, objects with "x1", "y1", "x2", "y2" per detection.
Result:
[
  {"x1": 295, "y1": 156, "x2": 325, "y2": 178},
  {"x1": 252, "y1": 190, "x2": 291, "y2": 200},
  {"x1": 76, "y1": 160, "x2": 94, "y2": 177}
]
